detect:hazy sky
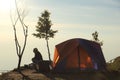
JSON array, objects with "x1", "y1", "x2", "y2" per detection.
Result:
[{"x1": 0, "y1": 0, "x2": 120, "y2": 70}]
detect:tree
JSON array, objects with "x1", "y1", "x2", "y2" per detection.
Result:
[
  {"x1": 92, "y1": 31, "x2": 103, "y2": 46},
  {"x1": 33, "y1": 10, "x2": 57, "y2": 61},
  {"x1": 10, "y1": 0, "x2": 28, "y2": 70}
]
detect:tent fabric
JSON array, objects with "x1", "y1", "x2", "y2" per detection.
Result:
[{"x1": 52, "y1": 38, "x2": 106, "y2": 72}]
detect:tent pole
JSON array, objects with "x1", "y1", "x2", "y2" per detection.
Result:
[{"x1": 77, "y1": 45, "x2": 81, "y2": 70}]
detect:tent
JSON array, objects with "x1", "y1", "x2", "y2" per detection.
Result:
[{"x1": 52, "y1": 38, "x2": 106, "y2": 72}]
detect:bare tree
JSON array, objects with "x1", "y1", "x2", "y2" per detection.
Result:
[{"x1": 10, "y1": 0, "x2": 28, "y2": 70}]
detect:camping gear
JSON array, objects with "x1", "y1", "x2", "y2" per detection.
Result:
[{"x1": 52, "y1": 38, "x2": 106, "y2": 72}]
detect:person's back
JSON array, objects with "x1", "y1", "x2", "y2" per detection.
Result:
[
  {"x1": 32, "y1": 48, "x2": 43, "y2": 64},
  {"x1": 34, "y1": 49, "x2": 43, "y2": 60},
  {"x1": 32, "y1": 48, "x2": 51, "y2": 72}
]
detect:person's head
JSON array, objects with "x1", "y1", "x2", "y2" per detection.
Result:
[{"x1": 33, "y1": 48, "x2": 38, "y2": 53}]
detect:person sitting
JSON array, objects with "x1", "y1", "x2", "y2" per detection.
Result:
[
  {"x1": 32, "y1": 48, "x2": 43, "y2": 63},
  {"x1": 32, "y1": 48, "x2": 43, "y2": 71}
]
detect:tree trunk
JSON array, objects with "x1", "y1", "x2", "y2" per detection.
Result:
[
  {"x1": 45, "y1": 39, "x2": 51, "y2": 62},
  {"x1": 17, "y1": 55, "x2": 22, "y2": 70}
]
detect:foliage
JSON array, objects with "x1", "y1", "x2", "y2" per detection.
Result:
[
  {"x1": 92, "y1": 31, "x2": 103, "y2": 46},
  {"x1": 107, "y1": 56, "x2": 120, "y2": 72},
  {"x1": 33, "y1": 10, "x2": 57, "y2": 40}
]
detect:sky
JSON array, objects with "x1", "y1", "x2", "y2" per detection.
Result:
[{"x1": 0, "y1": 0, "x2": 120, "y2": 70}]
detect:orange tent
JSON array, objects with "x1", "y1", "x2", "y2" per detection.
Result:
[{"x1": 52, "y1": 38, "x2": 106, "y2": 72}]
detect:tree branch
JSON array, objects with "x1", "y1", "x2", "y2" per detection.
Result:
[{"x1": 15, "y1": 0, "x2": 26, "y2": 36}]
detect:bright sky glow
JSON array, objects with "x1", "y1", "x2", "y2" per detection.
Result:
[
  {"x1": 0, "y1": 0, "x2": 120, "y2": 70},
  {"x1": 0, "y1": 0, "x2": 15, "y2": 11}
]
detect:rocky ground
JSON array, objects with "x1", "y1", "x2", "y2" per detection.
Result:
[
  {"x1": 0, "y1": 69, "x2": 120, "y2": 80},
  {"x1": 0, "y1": 56, "x2": 120, "y2": 80}
]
